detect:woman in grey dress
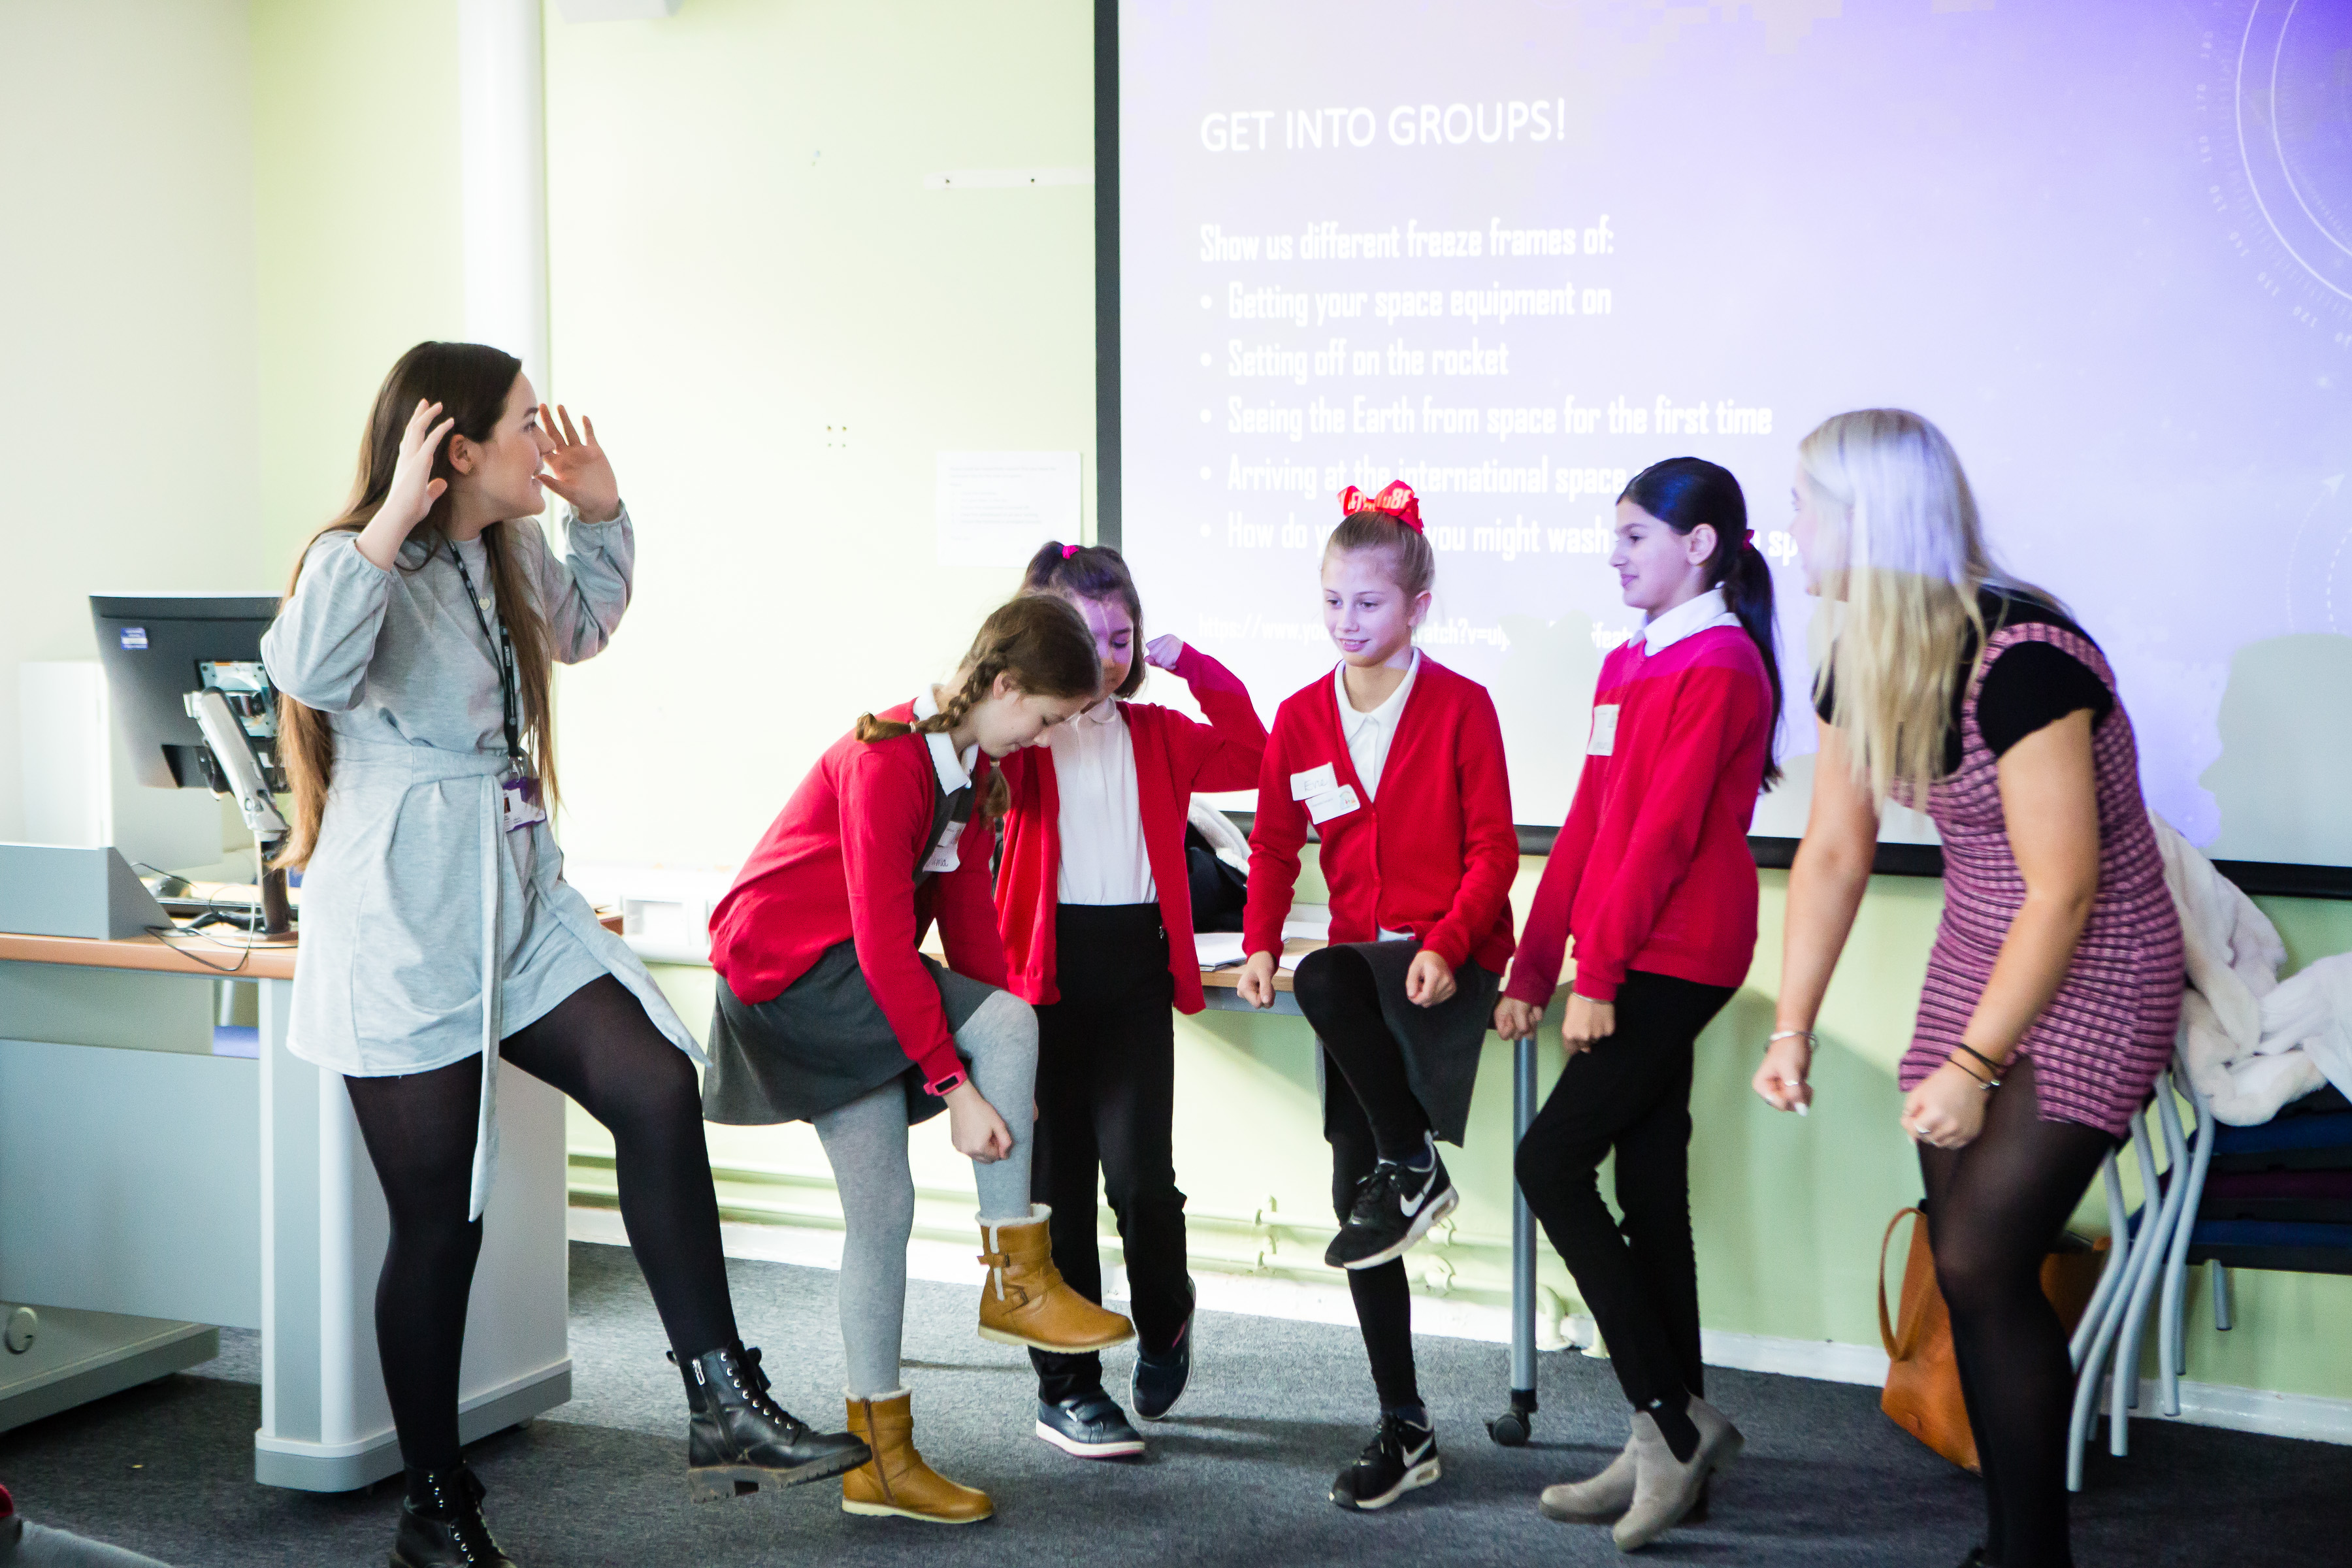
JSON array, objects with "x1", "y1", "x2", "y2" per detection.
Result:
[{"x1": 262, "y1": 342, "x2": 864, "y2": 1568}]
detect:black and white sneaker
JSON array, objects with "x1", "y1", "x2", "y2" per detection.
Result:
[
  {"x1": 1036, "y1": 1390, "x2": 1147, "y2": 1458},
  {"x1": 1326, "y1": 1136, "x2": 1458, "y2": 1270},
  {"x1": 1330, "y1": 1412, "x2": 1442, "y2": 1511}
]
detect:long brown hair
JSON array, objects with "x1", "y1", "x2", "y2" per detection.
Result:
[
  {"x1": 855, "y1": 595, "x2": 1101, "y2": 821},
  {"x1": 1020, "y1": 540, "x2": 1147, "y2": 698},
  {"x1": 274, "y1": 342, "x2": 559, "y2": 868}
]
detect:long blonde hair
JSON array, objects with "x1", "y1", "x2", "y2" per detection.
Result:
[
  {"x1": 275, "y1": 343, "x2": 561, "y2": 868},
  {"x1": 1799, "y1": 409, "x2": 2053, "y2": 804},
  {"x1": 853, "y1": 595, "x2": 1102, "y2": 823}
]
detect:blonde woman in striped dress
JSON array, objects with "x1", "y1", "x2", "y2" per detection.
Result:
[{"x1": 1755, "y1": 410, "x2": 2181, "y2": 1568}]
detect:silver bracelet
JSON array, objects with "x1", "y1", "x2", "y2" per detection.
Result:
[{"x1": 1766, "y1": 1028, "x2": 1816, "y2": 1049}]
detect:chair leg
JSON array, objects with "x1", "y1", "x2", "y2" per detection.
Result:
[
  {"x1": 2158, "y1": 1070, "x2": 2212, "y2": 1418},
  {"x1": 2111, "y1": 1114, "x2": 2167, "y2": 1451},
  {"x1": 2068, "y1": 1150, "x2": 2135, "y2": 1493},
  {"x1": 2211, "y1": 1262, "x2": 2232, "y2": 1331}
]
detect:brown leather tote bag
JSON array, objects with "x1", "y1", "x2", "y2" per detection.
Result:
[{"x1": 1877, "y1": 1206, "x2": 2107, "y2": 1472}]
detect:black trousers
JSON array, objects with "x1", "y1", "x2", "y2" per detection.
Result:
[
  {"x1": 1513, "y1": 970, "x2": 1733, "y2": 1415},
  {"x1": 343, "y1": 975, "x2": 735, "y2": 1475},
  {"x1": 1030, "y1": 904, "x2": 1194, "y2": 1404},
  {"x1": 1292, "y1": 943, "x2": 1431, "y2": 1412}
]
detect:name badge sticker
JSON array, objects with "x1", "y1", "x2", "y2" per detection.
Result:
[
  {"x1": 500, "y1": 776, "x2": 547, "y2": 832},
  {"x1": 1588, "y1": 704, "x2": 1620, "y2": 757},
  {"x1": 1305, "y1": 784, "x2": 1361, "y2": 825},
  {"x1": 923, "y1": 819, "x2": 966, "y2": 875},
  {"x1": 1290, "y1": 762, "x2": 1339, "y2": 802}
]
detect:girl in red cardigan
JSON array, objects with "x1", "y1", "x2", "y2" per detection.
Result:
[
  {"x1": 1237, "y1": 482, "x2": 1519, "y2": 1512},
  {"x1": 702, "y1": 595, "x2": 1136, "y2": 1525},
  {"x1": 995, "y1": 541, "x2": 1267, "y2": 1458},
  {"x1": 1494, "y1": 457, "x2": 1780, "y2": 1550}
]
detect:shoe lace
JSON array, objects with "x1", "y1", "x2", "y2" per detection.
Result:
[
  {"x1": 733, "y1": 1346, "x2": 808, "y2": 1436},
  {"x1": 1347, "y1": 1163, "x2": 1401, "y2": 1226},
  {"x1": 418, "y1": 1469, "x2": 502, "y2": 1565}
]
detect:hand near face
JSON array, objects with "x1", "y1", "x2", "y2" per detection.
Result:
[{"x1": 537, "y1": 404, "x2": 621, "y2": 524}]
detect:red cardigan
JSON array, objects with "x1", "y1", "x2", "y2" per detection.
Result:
[
  {"x1": 1244, "y1": 657, "x2": 1518, "y2": 974},
  {"x1": 1504, "y1": 625, "x2": 1772, "y2": 1006},
  {"x1": 707, "y1": 700, "x2": 1005, "y2": 1087},
  {"x1": 996, "y1": 642, "x2": 1266, "y2": 1012}
]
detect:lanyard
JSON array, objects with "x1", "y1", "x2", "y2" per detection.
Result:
[{"x1": 448, "y1": 541, "x2": 525, "y2": 771}]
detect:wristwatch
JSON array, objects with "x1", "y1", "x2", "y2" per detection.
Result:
[{"x1": 924, "y1": 1069, "x2": 968, "y2": 1098}]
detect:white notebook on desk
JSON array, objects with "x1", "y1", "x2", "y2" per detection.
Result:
[{"x1": 1193, "y1": 904, "x2": 1330, "y2": 972}]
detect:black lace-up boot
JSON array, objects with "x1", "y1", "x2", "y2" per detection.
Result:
[
  {"x1": 391, "y1": 1465, "x2": 515, "y2": 1568},
  {"x1": 674, "y1": 1341, "x2": 872, "y2": 1500}
]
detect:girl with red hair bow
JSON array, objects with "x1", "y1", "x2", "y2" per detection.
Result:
[{"x1": 1236, "y1": 482, "x2": 1520, "y2": 1512}]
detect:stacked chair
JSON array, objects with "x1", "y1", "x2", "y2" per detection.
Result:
[{"x1": 2065, "y1": 1066, "x2": 2351, "y2": 1491}]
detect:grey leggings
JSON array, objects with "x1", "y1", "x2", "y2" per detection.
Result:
[{"x1": 813, "y1": 987, "x2": 1039, "y2": 1397}]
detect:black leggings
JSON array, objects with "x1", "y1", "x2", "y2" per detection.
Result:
[
  {"x1": 1030, "y1": 905, "x2": 1192, "y2": 1404},
  {"x1": 1292, "y1": 945, "x2": 1429, "y2": 1411},
  {"x1": 1918, "y1": 1054, "x2": 2115, "y2": 1568},
  {"x1": 1513, "y1": 970, "x2": 1731, "y2": 1416},
  {"x1": 344, "y1": 975, "x2": 736, "y2": 1474}
]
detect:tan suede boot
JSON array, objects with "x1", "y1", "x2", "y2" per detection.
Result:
[
  {"x1": 840, "y1": 1391, "x2": 993, "y2": 1525},
  {"x1": 1539, "y1": 1422, "x2": 1638, "y2": 1522},
  {"x1": 975, "y1": 1205, "x2": 1136, "y2": 1352}
]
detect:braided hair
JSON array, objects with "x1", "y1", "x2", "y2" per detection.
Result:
[{"x1": 855, "y1": 595, "x2": 1102, "y2": 819}]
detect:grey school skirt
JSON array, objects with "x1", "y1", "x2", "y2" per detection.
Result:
[
  {"x1": 1309, "y1": 938, "x2": 1503, "y2": 1147},
  {"x1": 702, "y1": 938, "x2": 1000, "y2": 1128}
]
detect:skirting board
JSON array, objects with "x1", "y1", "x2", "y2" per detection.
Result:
[
  {"x1": 252, "y1": 1361, "x2": 572, "y2": 1492},
  {"x1": 570, "y1": 1204, "x2": 2352, "y2": 1450}
]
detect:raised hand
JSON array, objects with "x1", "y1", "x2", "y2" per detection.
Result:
[
  {"x1": 1145, "y1": 633, "x2": 1186, "y2": 672},
  {"x1": 355, "y1": 400, "x2": 455, "y2": 569},
  {"x1": 538, "y1": 403, "x2": 621, "y2": 524}
]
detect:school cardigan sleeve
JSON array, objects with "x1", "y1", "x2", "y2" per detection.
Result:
[
  {"x1": 1160, "y1": 642, "x2": 1269, "y2": 792},
  {"x1": 1241, "y1": 691, "x2": 1314, "y2": 962},
  {"x1": 931, "y1": 776, "x2": 1009, "y2": 992},
  {"x1": 1419, "y1": 684, "x2": 1520, "y2": 973},
  {"x1": 837, "y1": 742, "x2": 968, "y2": 1086},
  {"x1": 1505, "y1": 658, "x2": 1617, "y2": 1006},
  {"x1": 1556, "y1": 655, "x2": 1767, "y2": 1004}
]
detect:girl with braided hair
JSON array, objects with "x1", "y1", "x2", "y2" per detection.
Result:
[{"x1": 702, "y1": 594, "x2": 1137, "y2": 1524}]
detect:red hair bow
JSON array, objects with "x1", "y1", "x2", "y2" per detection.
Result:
[{"x1": 1339, "y1": 481, "x2": 1424, "y2": 532}]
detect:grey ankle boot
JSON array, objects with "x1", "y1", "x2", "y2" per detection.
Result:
[
  {"x1": 1539, "y1": 1421, "x2": 1638, "y2": 1522},
  {"x1": 1612, "y1": 1397, "x2": 1742, "y2": 1553}
]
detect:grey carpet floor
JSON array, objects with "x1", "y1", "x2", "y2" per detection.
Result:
[{"x1": 3, "y1": 1241, "x2": 2344, "y2": 1567}]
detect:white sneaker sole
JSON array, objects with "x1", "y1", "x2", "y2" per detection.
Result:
[
  {"x1": 1339, "y1": 1184, "x2": 1459, "y2": 1271},
  {"x1": 1034, "y1": 1418, "x2": 1146, "y2": 1459},
  {"x1": 1337, "y1": 1455, "x2": 1443, "y2": 1511}
]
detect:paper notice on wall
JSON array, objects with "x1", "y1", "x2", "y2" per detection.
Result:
[{"x1": 935, "y1": 451, "x2": 1081, "y2": 566}]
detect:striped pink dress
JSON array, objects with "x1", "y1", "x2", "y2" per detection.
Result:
[{"x1": 1900, "y1": 621, "x2": 2183, "y2": 1137}]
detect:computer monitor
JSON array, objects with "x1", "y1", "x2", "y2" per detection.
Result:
[{"x1": 90, "y1": 593, "x2": 285, "y2": 794}]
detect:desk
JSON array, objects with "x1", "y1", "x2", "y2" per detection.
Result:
[
  {"x1": 0, "y1": 926, "x2": 574, "y2": 1489},
  {"x1": 1192, "y1": 936, "x2": 1546, "y2": 1445}
]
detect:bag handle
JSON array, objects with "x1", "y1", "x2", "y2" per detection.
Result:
[{"x1": 1878, "y1": 1206, "x2": 1922, "y2": 1357}]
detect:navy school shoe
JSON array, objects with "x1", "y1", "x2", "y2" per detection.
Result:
[
  {"x1": 1036, "y1": 1389, "x2": 1147, "y2": 1458},
  {"x1": 1330, "y1": 1409, "x2": 1442, "y2": 1511},
  {"x1": 1326, "y1": 1133, "x2": 1458, "y2": 1270},
  {"x1": 1131, "y1": 1281, "x2": 1196, "y2": 1422}
]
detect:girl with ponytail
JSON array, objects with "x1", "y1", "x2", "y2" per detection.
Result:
[
  {"x1": 700, "y1": 594, "x2": 1136, "y2": 1525},
  {"x1": 1494, "y1": 455, "x2": 1780, "y2": 1550}
]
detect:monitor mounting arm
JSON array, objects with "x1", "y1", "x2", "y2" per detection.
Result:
[{"x1": 184, "y1": 688, "x2": 292, "y2": 937}]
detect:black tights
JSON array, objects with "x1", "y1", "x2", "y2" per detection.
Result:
[
  {"x1": 1294, "y1": 946, "x2": 1431, "y2": 1411},
  {"x1": 1917, "y1": 1055, "x2": 2115, "y2": 1568},
  {"x1": 344, "y1": 975, "x2": 736, "y2": 1475}
]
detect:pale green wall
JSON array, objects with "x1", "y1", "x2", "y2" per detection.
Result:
[
  {"x1": 541, "y1": 0, "x2": 1100, "y2": 869},
  {"x1": 0, "y1": 0, "x2": 265, "y2": 841},
  {"x1": 250, "y1": 0, "x2": 465, "y2": 549}
]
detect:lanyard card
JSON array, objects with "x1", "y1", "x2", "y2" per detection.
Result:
[
  {"x1": 501, "y1": 775, "x2": 547, "y2": 833},
  {"x1": 922, "y1": 818, "x2": 966, "y2": 875}
]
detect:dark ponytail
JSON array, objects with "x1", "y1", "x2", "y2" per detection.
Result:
[{"x1": 1620, "y1": 457, "x2": 1783, "y2": 787}]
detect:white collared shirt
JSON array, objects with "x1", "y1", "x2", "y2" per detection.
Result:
[
  {"x1": 1637, "y1": 587, "x2": 1742, "y2": 655},
  {"x1": 1046, "y1": 699, "x2": 1156, "y2": 906},
  {"x1": 911, "y1": 688, "x2": 980, "y2": 791},
  {"x1": 1334, "y1": 648, "x2": 1420, "y2": 804}
]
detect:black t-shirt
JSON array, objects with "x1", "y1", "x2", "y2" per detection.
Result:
[{"x1": 1814, "y1": 588, "x2": 2114, "y2": 777}]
